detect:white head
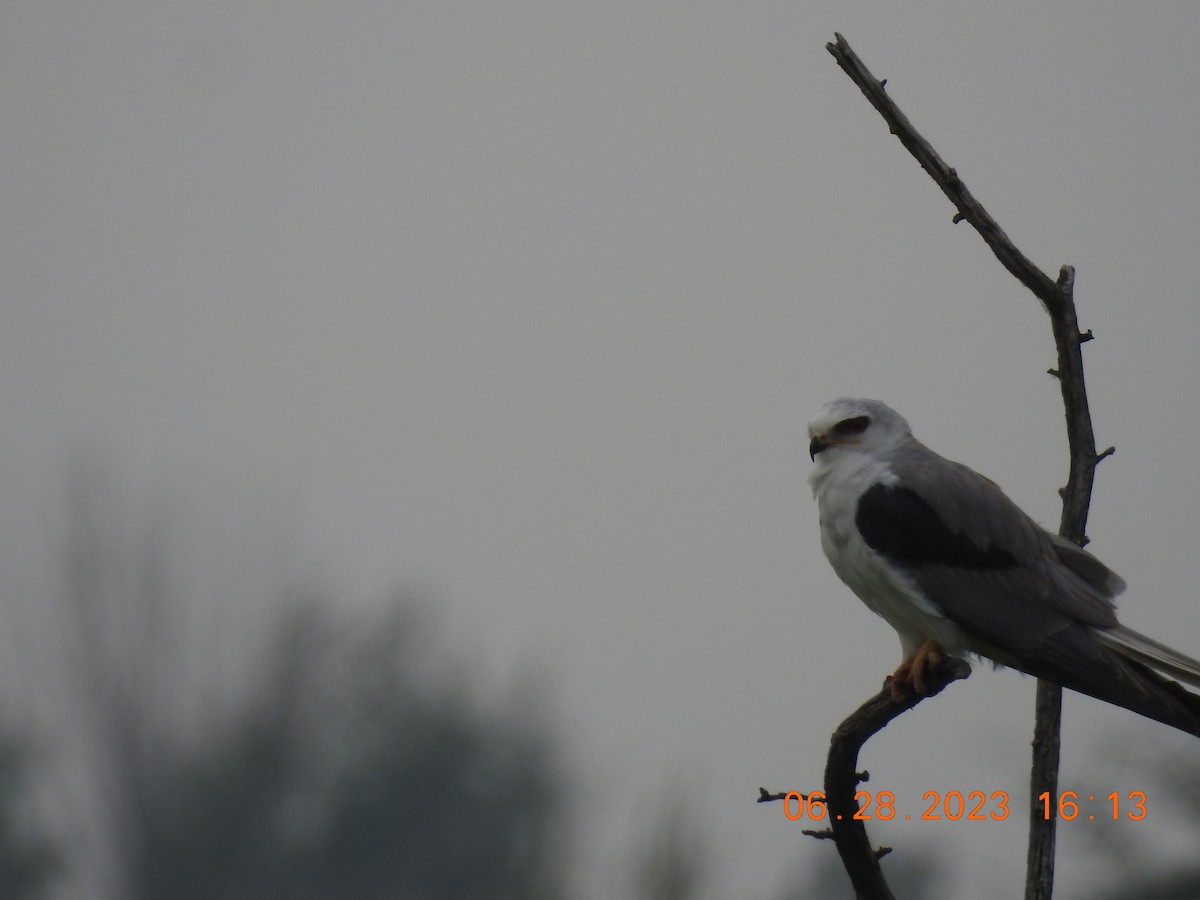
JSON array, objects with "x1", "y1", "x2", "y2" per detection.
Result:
[{"x1": 807, "y1": 398, "x2": 913, "y2": 463}]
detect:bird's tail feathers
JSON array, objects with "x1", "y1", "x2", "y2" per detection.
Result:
[{"x1": 1100, "y1": 625, "x2": 1200, "y2": 691}]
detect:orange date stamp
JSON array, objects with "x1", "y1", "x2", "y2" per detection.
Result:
[{"x1": 781, "y1": 790, "x2": 1147, "y2": 823}]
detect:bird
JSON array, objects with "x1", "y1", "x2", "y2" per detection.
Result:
[{"x1": 807, "y1": 397, "x2": 1200, "y2": 737}]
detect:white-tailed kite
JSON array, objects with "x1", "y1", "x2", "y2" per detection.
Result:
[{"x1": 808, "y1": 397, "x2": 1200, "y2": 736}]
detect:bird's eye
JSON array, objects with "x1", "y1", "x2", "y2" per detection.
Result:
[{"x1": 835, "y1": 416, "x2": 870, "y2": 436}]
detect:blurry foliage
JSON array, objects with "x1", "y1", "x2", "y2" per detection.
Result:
[
  {"x1": 625, "y1": 788, "x2": 716, "y2": 900},
  {"x1": 1075, "y1": 740, "x2": 1200, "y2": 900},
  {"x1": 0, "y1": 738, "x2": 57, "y2": 899},
  {"x1": 123, "y1": 602, "x2": 566, "y2": 900},
  {"x1": 54, "y1": 471, "x2": 567, "y2": 900},
  {"x1": 1097, "y1": 873, "x2": 1200, "y2": 900},
  {"x1": 776, "y1": 845, "x2": 941, "y2": 900}
]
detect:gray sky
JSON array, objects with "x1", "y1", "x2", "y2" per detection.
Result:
[{"x1": 5, "y1": 3, "x2": 1200, "y2": 897}]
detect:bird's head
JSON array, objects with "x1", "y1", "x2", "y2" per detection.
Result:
[{"x1": 807, "y1": 398, "x2": 913, "y2": 462}]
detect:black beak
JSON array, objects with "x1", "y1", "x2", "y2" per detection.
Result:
[{"x1": 809, "y1": 435, "x2": 827, "y2": 461}]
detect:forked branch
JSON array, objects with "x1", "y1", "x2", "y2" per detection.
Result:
[{"x1": 822, "y1": 33, "x2": 1111, "y2": 900}]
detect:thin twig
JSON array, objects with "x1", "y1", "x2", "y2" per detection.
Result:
[
  {"x1": 825, "y1": 33, "x2": 1111, "y2": 900},
  {"x1": 825, "y1": 33, "x2": 1061, "y2": 315}
]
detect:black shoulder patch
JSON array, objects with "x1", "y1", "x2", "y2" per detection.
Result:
[{"x1": 855, "y1": 484, "x2": 1017, "y2": 571}]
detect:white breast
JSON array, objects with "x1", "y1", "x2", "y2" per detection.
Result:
[{"x1": 809, "y1": 451, "x2": 968, "y2": 660}]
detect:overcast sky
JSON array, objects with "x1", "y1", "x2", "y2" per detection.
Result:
[{"x1": 5, "y1": 3, "x2": 1200, "y2": 898}]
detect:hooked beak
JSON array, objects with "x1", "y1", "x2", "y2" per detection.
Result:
[{"x1": 808, "y1": 433, "x2": 828, "y2": 461}]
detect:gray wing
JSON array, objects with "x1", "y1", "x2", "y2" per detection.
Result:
[
  {"x1": 868, "y1": 439, "x2": 1122, "y2": 639},
  {"x1": 859, "y1": 440, "x2": 1200, "y2": 735}
]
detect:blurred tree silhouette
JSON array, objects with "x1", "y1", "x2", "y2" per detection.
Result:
[
  {"x1": 625, "y1": 788, "x2": 716, "y2": 900},
  {"x1": 776, "y1": 844, "x2": 941, "y2": 900},
  {"x1": 125, "y1": 602, "x2": 565, "y2": 900},
  {"x1": 0, "y1": 737, "x2": 57, "y2": 899},
  {"x1": 55, "y1": 470, "x2": 566, "y2": 899},
  {"x1": 1078, "y1": 741, "x2": 1200, "y2": 900}
]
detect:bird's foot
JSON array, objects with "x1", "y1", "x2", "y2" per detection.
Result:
[{"x1": 888, "y1": 639, "x2": 945, "y2": 701}]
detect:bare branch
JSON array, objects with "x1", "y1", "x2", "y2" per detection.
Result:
[
  {"x1": 756, "y1": 788, "x2": 792, "y2": 804},
  {"x1": 1026, "y1": 680, "x2": 1062, "y2": 900},
  {"x1": 826, "y1": 661, "x2": 970, "y2": 900},
  {"x1": 825, "y1": 33, "x2": 1061, "y2": 313},
  {"x1": 759, "y1": 661, "x2": 969, "y2": 897},
  {"x1": 824, "y1": 33, "x2": 1112, "y2": 900}
]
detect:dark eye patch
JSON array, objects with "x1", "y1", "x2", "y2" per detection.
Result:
[{"x1": 834, "y1": 416, "x2": 870, "y2": 436}]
